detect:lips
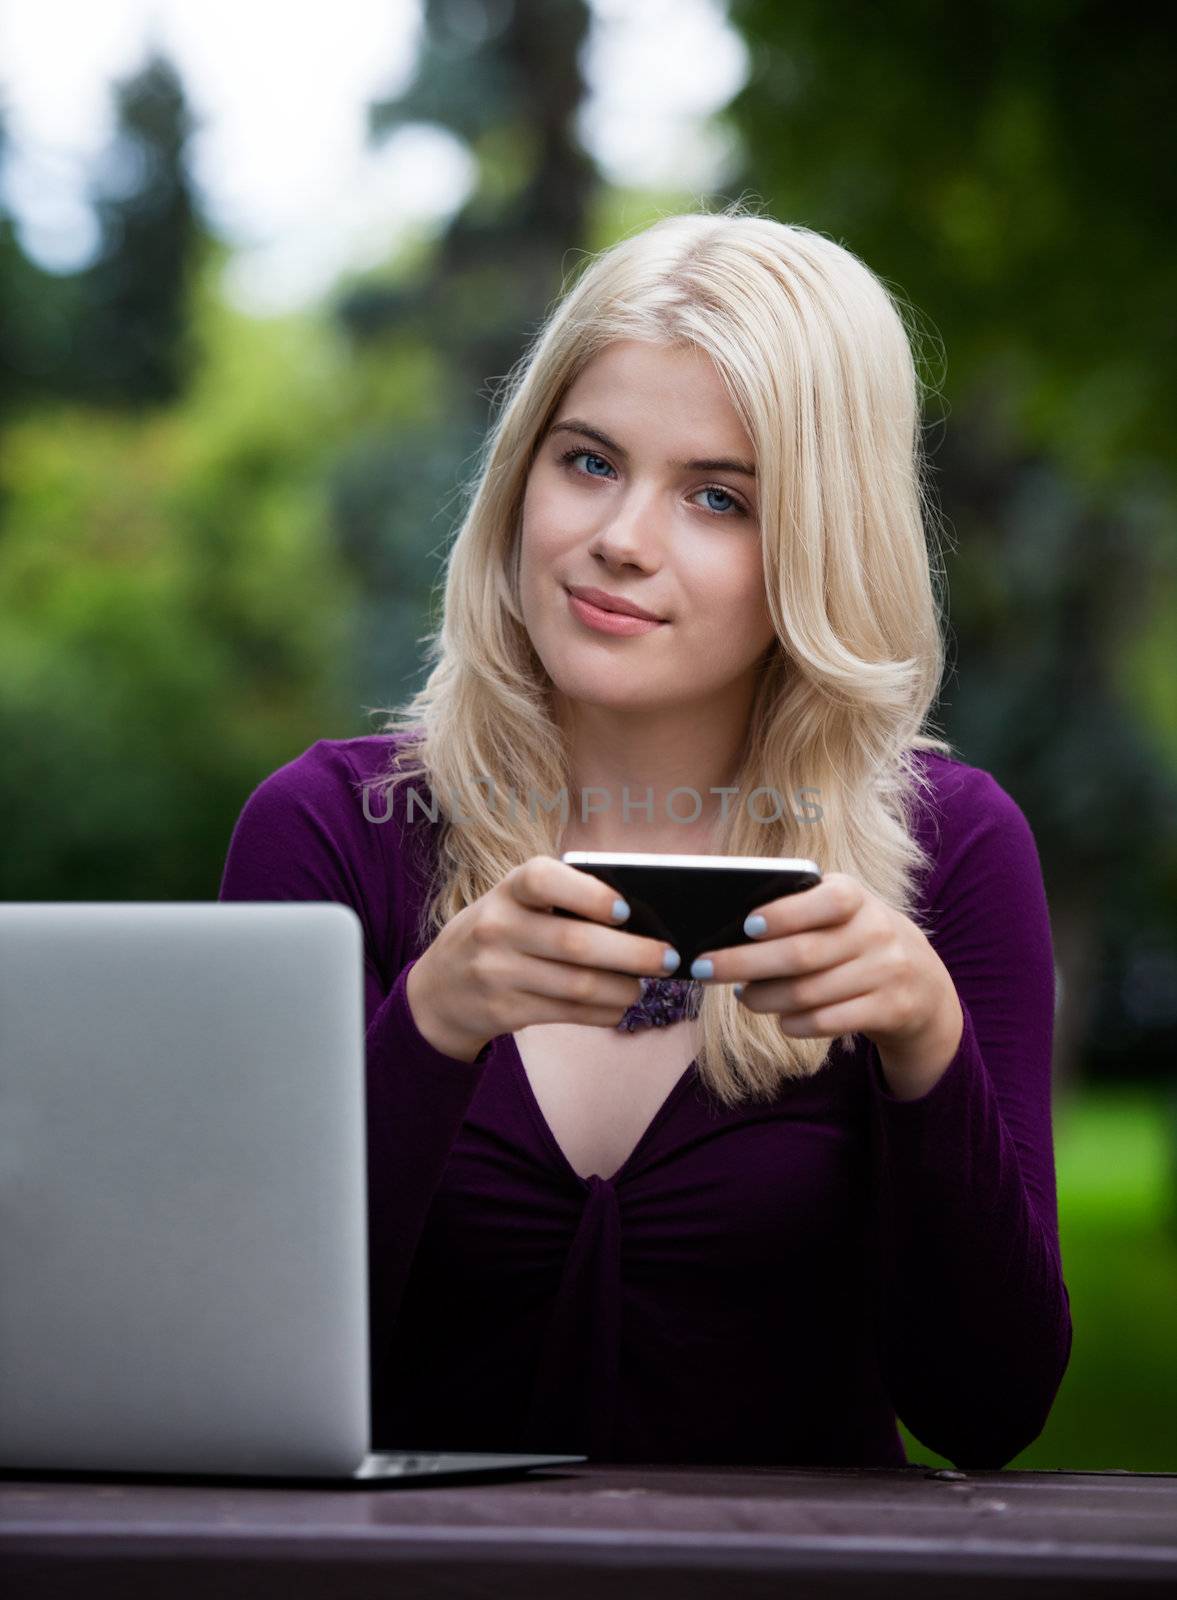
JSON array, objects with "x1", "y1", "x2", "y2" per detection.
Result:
[
  {"x1": 565, "y1": 585, "x2": 665, "y2": 622},
  {"x1": 566, "y1": 590, "x2": 665, "y2": 637}
]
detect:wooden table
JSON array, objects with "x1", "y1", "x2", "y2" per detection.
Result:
[{"x1": 4, "y1": 1462, "x2": 1177, "y2": 1597}]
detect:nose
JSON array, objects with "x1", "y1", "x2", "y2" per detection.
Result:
[{"x1": 587, "y1": 481, "x2": 667, "y2": 568}]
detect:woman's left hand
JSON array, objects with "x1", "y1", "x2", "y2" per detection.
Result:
[{"x1": 692, "y1": 872, "x2": 964, "y2": 1095}]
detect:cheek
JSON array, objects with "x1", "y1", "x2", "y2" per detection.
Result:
[
  {"x1": 703, "y1": 559, "x2": 774, "y2": 652},
  {"x1": 694, "y1": 548, "x2": 767, "y2": 608},
  {"x1": 517, "y1": 497, "x2": 569, "y2": 617},
  {"x1": 520, "y1": 479, "x2": 575, "y2": 558}
]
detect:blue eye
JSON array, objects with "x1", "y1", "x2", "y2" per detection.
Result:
[
  {"x1": 701, "y1": 486, "x2": 739, "y2": 514},
  {"x1": 556, "y1": 446, "x2": 749, "y2": 519}
]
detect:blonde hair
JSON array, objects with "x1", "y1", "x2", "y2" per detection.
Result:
[{"x1": 362, "y1": 200, "x2": 955, "y2": 1107}]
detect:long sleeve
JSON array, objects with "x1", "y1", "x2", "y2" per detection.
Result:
[
  {"x1": 216, "y1": 740, "x2": 491, "y2": 1435},
  {"x1": 864, "y1": 765, "x2": 1073, "y2": 1469}
]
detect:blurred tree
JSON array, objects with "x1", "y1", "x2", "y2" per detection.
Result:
[
  {"x1": 0, "y1": 242, "x2": 360, "y2": 901},
  {"x1": 0, "y1": 105, "x2": 86, "y2": 422},
  {"x1": 68, "y1": 50, "x2": 205, "y2": 407},
  {"x1": 726, "y1": 0, "x2": 1174, "y2": 488},
  {"x1": 0, "y1": 50, "x2": 204, "y2": 418},
  {"x1": 326, "y1": 0, "x2": 598, "y2": 709},
  {"x1": 721, "y1": 0, "x2": 1177, "y2": 1083}
]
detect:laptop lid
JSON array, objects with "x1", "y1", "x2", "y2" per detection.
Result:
[{"x1": 0, "y1": 902, "x2": 373, "y2": 1478}]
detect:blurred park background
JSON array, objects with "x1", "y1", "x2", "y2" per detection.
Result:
[{"x1": 1, "y1": 0, "x2": 1174, "y2": 1470}]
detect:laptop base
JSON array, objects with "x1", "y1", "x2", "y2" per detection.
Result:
[{"x1": 0, "y1": 1451, "x2": 587, "y2": 1489}]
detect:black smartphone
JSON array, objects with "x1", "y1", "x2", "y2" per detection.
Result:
[{"x1": 554, "y1": 851, "x2": 823, "y2": 973}]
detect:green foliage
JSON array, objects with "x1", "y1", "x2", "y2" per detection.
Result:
[
  {"x1": 0, "y1": 242, "x2": 361, "y2": 900},
  {"x1": 900, "y1": 1085, "x2": 1177, "y2": 1471},
  {"x1": 70, "y1": 52, "x2": 204, "y2": 406},
  {"x1": 0, "y1": 51, "x2": 206, "y2": 414},
  {"x1": 724, "y1": 1, "x2": 1175, "y2": 492}
]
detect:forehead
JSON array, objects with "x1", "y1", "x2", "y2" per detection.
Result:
[
  {"x1": 556, "y1": 341, "x2": 753, "y2": 452},
  {"x1": 565, "y1": 339, "x2": 725, "y2": 395}
]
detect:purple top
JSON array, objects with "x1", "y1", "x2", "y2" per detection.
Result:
[{"x1": 217, "y1": 733, "x2": 1072, "y2": 1469}]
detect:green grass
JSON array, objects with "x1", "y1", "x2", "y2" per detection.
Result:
[{"x1": 899, "y1": 1082, "x2": 1177, "y2": 1472}]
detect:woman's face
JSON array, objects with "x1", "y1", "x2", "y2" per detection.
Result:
[{"x1": 517, "y1": 339, "x2": 777, "y2": 718}]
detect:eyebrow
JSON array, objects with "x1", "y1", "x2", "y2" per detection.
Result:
[{"x1": 548, "y1": 418, "x2": 757, "y2": 480}]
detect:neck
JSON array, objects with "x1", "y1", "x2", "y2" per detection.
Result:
[{"x1": 553, "y1": 712, "x2": 750, "y2": 855}]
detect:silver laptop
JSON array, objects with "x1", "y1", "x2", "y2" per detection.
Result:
[{"x1": 0, "y1": 902, "x2": 583, "y2": 1484}]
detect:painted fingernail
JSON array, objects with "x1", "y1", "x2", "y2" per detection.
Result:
[
  {"x1": 612, "y1": 898, "x2": 630, "y2": 921},
  {"x1": 691, "y1": 957, "x2": 713, "y2": 980},
  {"x1": 734, "y1": 983, "x2": 746, "y2": 998},
  {"x1": 662, "y1": 948, "x2": 681, "y2": 974},
  {"x1": 744, "y1": 913, "x2": 767, "y2": 937}
]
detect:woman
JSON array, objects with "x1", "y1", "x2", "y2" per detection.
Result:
[{"x1": 219, "y1": 203, "x2": 1072, "y2": 1469}]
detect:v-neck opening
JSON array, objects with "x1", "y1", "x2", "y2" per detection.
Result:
[{"x1": 506, "y1": 1032, "x2": 699, "y2": 1188}]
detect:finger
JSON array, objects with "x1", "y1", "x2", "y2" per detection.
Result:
[
  {"x1": 744, "y1": 873, "x2": 862, "y2": 939},
  {"x1": 736, "y1": 957, "x2": 879, "y2": 1019},
  {"x1": 533, "y1": 902, "x2": 680, "y2": 980},
  {"x1": 518, "y1": 997, "x2": 641, "y2": 1029},
  {"x1": 749, "y1": 992, "x2": 875, "y2": 1040},
  {"x1": 510, "y1": 859, "x2": 678, "y2": 977},
  {"x1": 695, "y1": 923, "x2": 859, "y2": 984},
  {"x1": 509, "y1": 949, "x2": 644, "y2": 1015},
  {"x1": 509, "y1": 856, "x2": 629, "y2": 921}
]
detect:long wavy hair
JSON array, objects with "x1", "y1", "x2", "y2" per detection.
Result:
[{"x1": 361, "y1": 200, "x2": 955, "y2": 1107}]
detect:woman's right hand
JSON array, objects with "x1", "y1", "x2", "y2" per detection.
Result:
[{"x1": 405, "y1": 855, "x2": 681, "y2": 1061}]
